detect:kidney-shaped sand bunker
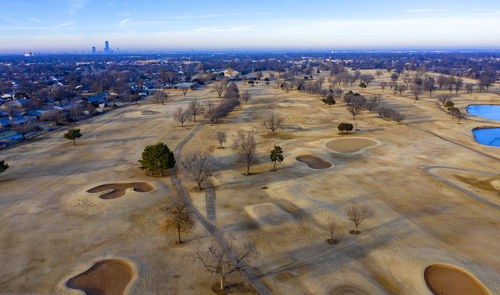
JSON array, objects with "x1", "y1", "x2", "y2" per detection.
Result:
[
  {"x1": 66, "y1": 259, "x2": 134, "y2": 295},
  {"x1": 424, "y1": 264, "x2": 490, "y2": 295},
  {"x1": 296, "y1": 155, "x2": 332, "y2": 169},
  {"x1": 87, "y1": 182, "x2": 154, "y2": 199}
]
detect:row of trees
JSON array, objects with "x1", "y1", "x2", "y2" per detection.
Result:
[
  {"x1": 437, "y1": 95, "x2": 465, "y2": 123},
  {"x1": 343, "y1": 91, "x2": 405, "y2": 123},
  {"x1": 207, "y1": 83, "x2": 242, "y2": 124},
  {"x1": 138, "y1": 134, "x2": 284, "y2": 181}
]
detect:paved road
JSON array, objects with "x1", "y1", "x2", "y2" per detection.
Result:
[
  {"x1": 422, "y1": 166, "x2": 500, "y2": 210},
  {"x1": 170, "y1": 121, "x2": 273, "y2": 295},
  {"x1": 203, "y1": 180, "x2": 216, "y2": 226}
]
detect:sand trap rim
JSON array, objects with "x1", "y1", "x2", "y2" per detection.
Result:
[
  {"x1": 62, "y1": 257, "x2": 138, "y2": 295},
  {"x1": 323, "y1": 137, "x2": 379, "y2": 154},
  {"x1": 423, "y1": 263, "x2": 491, "y2": 295}
]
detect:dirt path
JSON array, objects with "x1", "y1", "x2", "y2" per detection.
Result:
[
  {"x1": 422, "y1": 166, "x2": 500, "y2": 210},
  {"x1": 170, "y1": 121, "x2": 273, "y2": 295},
  {"x1": 204, "y1": 180, "x2": 216, "y2": 226}
]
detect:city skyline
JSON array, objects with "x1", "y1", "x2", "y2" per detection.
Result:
[{"x1": 1, "y1": 0, "x2": 500, "y2": 53}]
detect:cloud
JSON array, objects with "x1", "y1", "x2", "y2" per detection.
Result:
[
  {"x1": 401, "y1": 9, "x2": 448, "y2": 13},
  {"x1": 69, "y1": 0, "x2": 89, "y2": 14},
  {"x1": 119, "y1": 18, "x2": 132, "y2": 27},
  {"x1": 191, "y1": 25, "x2": 255, "y2": 33}
]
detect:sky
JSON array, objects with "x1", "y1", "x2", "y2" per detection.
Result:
[{"x1": 0, "y1": 0, "x2": 500, "y2": 53}]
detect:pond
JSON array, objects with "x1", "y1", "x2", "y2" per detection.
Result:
[
  {"x1": 467, "y1": 105, "x2": 500, "y2": 121},
  {"x1": 473, "y1": 128, "x2": 500, "y2": 147}
]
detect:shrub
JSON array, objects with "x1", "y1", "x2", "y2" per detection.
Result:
[
  {"x1": 338, "y1": 123, "x2": 354, "y2": 133},
  {"x1": 321, "y1": 94, "x2": 336, "y2": 105}
]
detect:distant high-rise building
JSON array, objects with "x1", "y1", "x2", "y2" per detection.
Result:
[
  {"x1": 104, "y1": 41, "x2": 110, "y2": 54},
  {"x1": 92, "y1": 46, "x2": 96, "y2": 55}
]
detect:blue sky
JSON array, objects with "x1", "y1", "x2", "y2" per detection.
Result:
[{"x1": 1, "y1": 0, "x2": 499, "y2": 53}]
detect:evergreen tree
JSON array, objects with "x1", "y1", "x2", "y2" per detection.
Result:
[
  {"x1": 0, "y1": 160, "x2": 8, "y2": 175},
  {"x1": 270, "y1": 145, "x2": 284, "y2": 171},
  {"x1": 138, "y1": 143, "x2": 175, "y2": 176},
  {"x1": 64, "y1": 129, "x2": 82, "y2": 145}
]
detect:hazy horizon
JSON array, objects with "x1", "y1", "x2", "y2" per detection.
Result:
[{"x1": 1, "y1": 0, "x2": 500, "y2": 54}]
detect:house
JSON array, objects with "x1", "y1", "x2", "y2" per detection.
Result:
[
  {"x1": 173, "y1": 82, "x2": 197, "y2": 89},
  {"x1": 222, "y1": 69, "x2": 241, "y2": 79},
  {"x1": 0, "y1": 116, "x2": 35, "y2": 128},
  {"x1": 27, "y1": 109, "x2": 49, "y2": 118},
  {"x1": 87, "y1": 94, "x2": 107, "y2": 107}
]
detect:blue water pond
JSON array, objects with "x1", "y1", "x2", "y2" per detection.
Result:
[
  {"x1": 467, "y1": 105, "x2": 500, "y2": 121},
  {"x1": 473, "y1": 128, "x2": 500, "y2": 147}
]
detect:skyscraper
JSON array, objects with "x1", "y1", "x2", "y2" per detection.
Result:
[
  {"x1": 92, "y1": 46, "x2": 96, "y2": 55},
  {"x1": 104, "y1": 41, "x2": 109, "y2": 54}
]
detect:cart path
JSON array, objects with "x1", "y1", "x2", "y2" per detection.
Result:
[
  {"x1": 422, "y1": 166, "x2": 500, "y2": 210},
  {"x1": 170, "y1": 121, "x2": 273, "y2": 295}
]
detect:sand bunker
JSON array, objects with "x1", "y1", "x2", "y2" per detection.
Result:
[
  {"x1": 66, "y1": 259, "x2": 134, "y2": 295},
  {"x1": 141, "y1": 110, "x2": 161, "y2": 115},
  {"x1": 296, "y1": 155, "x2": 331, "y2": 169},
  {"x1": 326, "y1": 138, "x2": 377, "y2": 153},
  {"x1": 87, "y1": 182, "x2": 153, "y2": 199},
  {"x1": 245, "y1": 203, "x2": 294, "y2": 227},
  {"x1": 424, "y1": 264, "x2": 490, "y2": 295}
]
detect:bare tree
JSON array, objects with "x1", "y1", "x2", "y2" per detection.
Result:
[
  {"x1": 41, "y1": 110, "x2": 65, "y2": 125},
  {"x1": 437, "y1": 75, "x2": 447, "y2": 90},
  {"x1": 14, "y1": 121, "x2": 37, "y2": 139},
  {"x1": 332, "y1": 87, "x2": 344, "y2": 98},
  {"x1": 450, "y1": 108, "x2": 465, "y2": 124},
  {"x1": 189, "y1": 99, "x2": 204, "y2": 122},
  {"x1": 380, "y1": 81, "x2": 387, "y2": 91},
  {"x1": 455, "y1": 77, "x2": 463, "y2": 94},
  {"x1": 397, "y1": 83, "x2": 408, "y2": 95},
  {"x1": 263, "y1": 113, "x2": 283, "y2": 134},
  {"x1": 240, "y1": 91, "x2": 250, "y2": 104},
  {"x1": 410, "y1": 84, "x2": 423, "y2": 101},
  {"x1": 345, "y1": 203, "x2": 372, "y2": 234},
  {"x1": 465, "y1": 83, "x2": 474, "y2": 94},
  {"x1": 195, "y1": 239, "x2": 257, "y2": 291},
  {"x1": 326, "y1": 221, "x2": 338, "y2": 244},
  {"x1": 182, "y1": 151, "x2": 215, "y2": 190},
  {"x1": 216, "y1": 131, "x2": 226, "y2": 149},
  {"x1": 347, "y1": 96, "x2": 365, "y2": 119},
  {"x1": 423, "y1": 76, "x2": 435, "y2": 96},
  {"x1": 213, "y1": 81, "x2": 227, "y2": 98},
  {"x1": 348, "y1": 106, "x2": 361, "y2": 119},
  {"x1": 153, "y1": 91, "x2": 168, "y2": 104},
  {"x1": 232, "y1": 131, "x2": 257, "y2": 175},
  {"x1": 174, "y1": 107, "x2": 189, "y2": 127},
  {"x1": 161, "y1": 200, "x2": 195, "y2": 244},
  {"x1": 437, "y1": 94, "x2": 453, "y2": 105}
]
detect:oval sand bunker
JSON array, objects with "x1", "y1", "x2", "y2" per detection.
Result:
[
  {"x1": 87, "y1": 182, "x2": 153, "y2": 199},
  {"x1": 424, "y1": 264, "x2": 490, "y2": 295},
  {"x1": 296, "y1": 155, "x2": 332, "y2": 169},
  {"x1": 326, "y1": 138, "x2": 377, "y2": 153},
  {"x1": 66, "y1": 259, "x2": 134, "y2": 295}
]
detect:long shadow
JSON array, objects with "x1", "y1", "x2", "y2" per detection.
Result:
[
  {"x1": 257, "y1": 215, "x2": 415, "y2": 280},
  {"x1": 98, "y1": 136, "x2": 155, "y2": 144}
]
